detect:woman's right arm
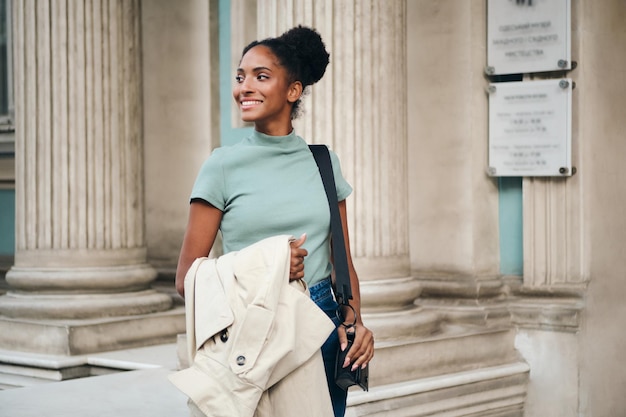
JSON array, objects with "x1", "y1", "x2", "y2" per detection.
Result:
[{"x1": 175, "y1": 201, "x2": 223, "y2": 297}]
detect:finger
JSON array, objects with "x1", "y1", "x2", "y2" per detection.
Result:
[
  {"x1": 291, "y1": 233, "x2": 307, "y2": 248},
  {"x1": 290, "y1": 263, "x2": 304, "y2": 275},
  {"x1": 336, "y1": 326, "x2": 350, "y2": 367},
  {"x1": 348, "y1": 328, "x2": 374, "y2": 370},
  {"x1": 289, "y1": 262, "x2": 305, "y2": 279},
  {"x1": 290, "y1": 234, "x2": 308, "y2": 262},
  {"x1": 357, "y1": 341, "x2": 374, "y2": 370},
  {"x1": 352, "y1": 341, "x2": 374, "y2": 371},
  {"x1": 289, "y1": 272, "x2": 305, "y2": 281},
  {"x1": 346, "y1": 334, "x2": 363, "y2": 364}
]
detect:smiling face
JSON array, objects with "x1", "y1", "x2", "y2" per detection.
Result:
[{"x1": 233, "y1": 45, "x2": 302, "y2": 136}]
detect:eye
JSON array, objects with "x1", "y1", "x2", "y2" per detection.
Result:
[
  {"x1": 235, "y1": 75, "x2": 244, "y2": 83},
  {"x1": 256, "y1": 74, "x2": 269, "y2": 81}
]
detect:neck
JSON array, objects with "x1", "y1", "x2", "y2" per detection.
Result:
[
  {"x1": 255, "y1": 123, "x2": 293, "y2": 136},
  {"x1": 254, "y1": 112, "x2": 294, "y2": 136}
]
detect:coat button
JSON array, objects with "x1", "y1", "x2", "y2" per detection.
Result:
[
  {"x1": 220, "y1": 330, "x2": 229, "y2": 342},
  {"x1": 236, "y1": 355, "x2": 246, "y2": 366}
]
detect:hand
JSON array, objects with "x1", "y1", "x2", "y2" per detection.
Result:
[
  {"x1": 289, "y1": 234, "x2": 308, "y2": 281},
  {"x1": 337, "y1": 322, "x2": 374, "y2": 371}
]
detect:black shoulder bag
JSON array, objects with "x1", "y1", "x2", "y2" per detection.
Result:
[{"x1": 309, "y1": 144, "x2": 369, "y2": 392}]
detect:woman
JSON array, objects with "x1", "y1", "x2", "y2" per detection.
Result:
[{"x1": 176, "y1": 25, "x2": 374, "y2": 417}]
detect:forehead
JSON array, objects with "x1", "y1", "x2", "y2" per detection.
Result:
[{"x1": 239, "y1": 45, "x2": 282, "y2": 70}]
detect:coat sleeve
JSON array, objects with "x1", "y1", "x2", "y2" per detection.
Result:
[{"x1": 184, "y1": 257, "x2": 235, "y2": 363}]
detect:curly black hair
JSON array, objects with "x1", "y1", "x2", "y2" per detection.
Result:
[{"x1": 241, "y1": 25, "x2": 330, "y2": 119}]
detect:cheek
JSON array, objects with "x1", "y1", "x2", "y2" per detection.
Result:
[{"x1": 233, "y1": 81, "x2": 245, "y2": 101}]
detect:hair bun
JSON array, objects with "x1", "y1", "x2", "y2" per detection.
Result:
[{"x1": 279, "y1": 25, "x2": 330, "y2": 86}]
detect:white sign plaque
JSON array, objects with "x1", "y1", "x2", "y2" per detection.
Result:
[
  {"x1": 488, "y1": 79, "x2": 572, "y2": 177},
  {"x1": 487, "y1": 0, "x2": 571, "y2": 75}
]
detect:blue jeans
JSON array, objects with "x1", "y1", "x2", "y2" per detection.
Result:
[{"x1": 309, "y1": 277, "x2": 348, "y2": 417}]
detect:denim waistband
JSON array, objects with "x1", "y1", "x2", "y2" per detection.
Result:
[{"x1": 308, "y1": 277, "x2": 332, "y2": 303}]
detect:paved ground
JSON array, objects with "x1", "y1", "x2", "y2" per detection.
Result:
[{"x1": 0, "y1": 344, "x2": 190, "y2": 417}]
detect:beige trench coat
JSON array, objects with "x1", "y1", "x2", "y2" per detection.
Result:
[{"x1": 169, "y1": 235, "x2": 335, "y2": 417}]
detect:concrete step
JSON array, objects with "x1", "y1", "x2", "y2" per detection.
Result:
[
  {"x1": 0, "y1": 372, "x2": 54, "y2": 390},
  {"x1": 0, "y1": 362, "x2": 92, "y2": 382},
  {"x1": 0, "y1": 367, "x2": 188, "y2": 417},
  {"x1": 346, "y1": 361, "x2": 530, "y2": 417},
  {"x1": 370, "y1": 325, "x2": 522, "y2": 387},
  {"x1": 0, "y1": 343, "x2": 177, "y2": 390},
  {"x1": 0, "y1": 358, "x2": 529, "y2": 417},
  {"x1": 0, "y1": 343, "x2": 186, "y2": 416},
  {"x1": 0, "y1": 340, "x2": 529, "y2": 417}
]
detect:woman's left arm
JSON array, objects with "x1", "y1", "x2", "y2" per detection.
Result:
[{"x1": 336, "y1": 199, "x2": 375, "y2": 371}]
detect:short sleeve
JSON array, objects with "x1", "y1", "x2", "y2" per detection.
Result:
[
  {"x1": 329, "y1": 150, "x2": 353, "y2": 201},
  {"x1": 190, "y1": 151, "x2": 227, "y2": 210}
]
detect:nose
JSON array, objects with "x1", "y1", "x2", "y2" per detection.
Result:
[
  {"x1": 233, "y1": 75, "x2": 253, "y2": 101},
  {"x1": 239, "y1": 76, "x2": 254, "y2": 94}
]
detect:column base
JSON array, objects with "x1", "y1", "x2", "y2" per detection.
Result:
[
  {"x1": 508, "y1": 293, "x2": 584, "y2": 332},
  {"x1": 363, "y1": 307, "x2": 441, "y2": 341},
  {"x1": 418, "y1": 298, "x2": 513, "y2": 329},
  {"x1": 0, "y1": 289, "x2": 173, "y2": 320},
  {"x1": 415, "y1": 275, "x2": 505, "y2": 298},
  {"x1": 360, "y1": 276, "x2": 423, "y2": 313},
  {"x1": 0, "y1": 307, "x2": 185, "y2": 355}
]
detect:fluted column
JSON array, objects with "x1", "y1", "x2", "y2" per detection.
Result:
[
  {"x1": 256, "y1": 0, "x2": 430, "y2": 341},
  {"x1": 522, "y1": 177, "x2": 586, "y2": 290},
  {"x1": 0, "y1": 0, "x2": 171, "y2": 321},
  {"x1": 509, "y1": 18, "x2": 587, "y2": 332},
  {"x1": 509, "y1": 168, "x2": 586, "y2": 331}
]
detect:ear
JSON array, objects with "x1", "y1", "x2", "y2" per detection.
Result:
[{"x1": 287, "y1": 81, "x2": 303, "y2": 103}]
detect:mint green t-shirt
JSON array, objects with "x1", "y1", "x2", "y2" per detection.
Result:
[{"x1": 190, "y1": 130, "x2": 353, "y2": 286}]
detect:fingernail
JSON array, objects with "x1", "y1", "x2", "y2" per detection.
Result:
[
  {"x1": 361, "y1": 363, "x2": 367, "y2": 370},
  {"x1": 343, "y1": 357, "x2": 351, "y2": 368},
  {"x1": 351, "y1": 364, "x2": 358, "y2": 371},
  {"x1": 341, "y1": 343, "x2": 347, "y2": 351}
]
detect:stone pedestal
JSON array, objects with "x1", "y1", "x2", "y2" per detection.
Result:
[{"x1": 0, "y1": 0, "x2": 183, "y2": 355}]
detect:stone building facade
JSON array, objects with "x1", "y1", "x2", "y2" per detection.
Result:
[{"x1": 0, "y1": 1, "x2": 625, "y2": 416}]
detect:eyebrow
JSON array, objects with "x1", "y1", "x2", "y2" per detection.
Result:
[{"x1": 237, "y1": 66, "x2": 273, "y2": 73}]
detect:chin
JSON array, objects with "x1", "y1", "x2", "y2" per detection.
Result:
[{"x1": 238, "y1": 111, "x2": 255, "y2": 122}]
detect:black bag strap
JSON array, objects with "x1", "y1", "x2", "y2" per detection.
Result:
[{"x1": 309, "y1": 144, "x2": 352, "y2": 306}]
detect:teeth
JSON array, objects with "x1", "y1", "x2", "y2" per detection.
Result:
[{"x1": 241, "y1": 100, "x2": 261, "y2": 106}]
